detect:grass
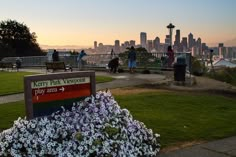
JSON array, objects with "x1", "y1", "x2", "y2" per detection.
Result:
[
  {"x1": 1, "y1": 89, "x2": 236, "y2": 149},
  {"x1": 96, "y1": 75, "x2": 114, "y2": 83},
  {"x1": 0, "y1": 101, "x2": 25, "y2": 130},
  {"x1": 0, "y1": 71, "x2": 37, "y2": 95},
  {"x1": 0, "y1": 71, "x2": 114, "y2": 96},
  {"x1": 114, "y1": 90, "x2": 236, "y2": 147}
]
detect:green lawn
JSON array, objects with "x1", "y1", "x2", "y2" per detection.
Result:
[
  {"x1": 0, "y1": 72, "x2": 37, "y2": 95},
  {"x1": 0, "y1": 71, "x2": 114, "y2": 96},
  {"x1": 0, "y1": 101, "x2": 25, "y2": 130},
  {"x1": 114, "y1": 91, "x2": 236, "y2": 147},
  {"x1": 95, "y1": 75, "x2": 114, "y2": 83},
  {"x1": 1, "y1": 90, "x2": 236, "y2": 148}
]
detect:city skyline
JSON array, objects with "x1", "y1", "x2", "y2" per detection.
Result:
[{"x1": 0, "y1": 0, "x2": 236, "y2": 48}]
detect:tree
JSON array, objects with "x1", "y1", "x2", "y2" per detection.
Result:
[
  {"x1": 0, "y1": 19, "x2": 43, "y2": 59},
  {"x1": 191, "y1": 56, "x2": 206, "y2": 76},
  {"x1": 119, "y1": 47, "x2": 160, "y2": 68}
]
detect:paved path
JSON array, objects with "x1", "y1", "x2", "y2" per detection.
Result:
[
  {"x1": 0, "y1": 70, "x2": 166, "y2": 104},
  {"x1": 159, "y1": 136, "x2": 236, "y2": 157},
  {"x1": 1, "y1": 69, "x2": 236, "y2": 157},
  {"x1": 0, "y1": 93, "x2": 24, "y2": 104}
]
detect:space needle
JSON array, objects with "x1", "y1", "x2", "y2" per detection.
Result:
[{"x1": 167, "y1": 23, "x2": 175, "y2": 47}]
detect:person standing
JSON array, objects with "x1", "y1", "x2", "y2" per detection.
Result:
[
  {"x1": 15, "y1": 57, "x2": 22, "y2": 71},
  {"x1": 52, "y1": 49, "x2": 59, "y2": 62},
  {"x1": 128, "y1": 46, "x2": 136, "y2": 73},
  {"x1": 111, "y1": 49, "x2": 115, "y2": 59},
  {"x1": 77, "y1": 50, "x2": 87, "y2": 70},
  {"x1": 167, "y1": 46, "x2": 174, "y2": 67}
]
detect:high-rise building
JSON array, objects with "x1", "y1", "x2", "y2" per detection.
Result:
[
  {"x1": 147, "y1": 40, "x2": 153, "y2": 52},
  {"x1": 201, "y1": 43, "x2": 208, "y2": 53},
  {"x1": 218, "y1": 43, "x2": 226, "y2": 58},
  {"x1": 219, "y1": 43, "x2": 224, "y2": 47},
  {"x1": 124, "y1": 41, "x2": 130, "y2": 48},
  {"x1": 98, "y1": 43, "x2": 103, "y2": 47},
  {"x1": 181, "y1": 37, "x2": 188, "y2": 52},
  {"x1": 114, "y1": 40, "x2": 120, "y2": 53},
  {"x1": 130, "y1": 40, "x2": 135, "y2": 47},
  {"x1": 94, "y1": 41, "x2": 97, "y2": 49},
  {"x1": 165, "y1": 35, "x2": 170, "y2": 46},
  {"x1": 191, "y1": 46, "x2": 198, "y2": 57},
  {"x1": 188, "y1": 33, "x2": 194, "y2": 49},
  {"x1": 140, "y1": 32, "x2": 147, "y2": 48},
  {"x1": 227, "y1": 47, "x2": 234, "y2": 59},
  {"x1": 174, "y1": 29, "x2": 180, "y2": 47},
  {"x1": 153, "y1": 37, "x2": 160, "y2": 51},
  {"x1": 196, "y1": 38, "x2": 202, "y2": 55}
]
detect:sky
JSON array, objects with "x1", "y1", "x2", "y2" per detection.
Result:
[{"x1": 0, "y1": 0, "x2": 236, "y2": 48}]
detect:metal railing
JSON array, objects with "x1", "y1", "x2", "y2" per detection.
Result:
[{"x1": 1, "y1": 52, "x2": 192, "y2": 72}]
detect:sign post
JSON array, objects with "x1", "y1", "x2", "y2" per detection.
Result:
[{"x1": 24, "y1": 71, "x2": 95, "y2": 119}]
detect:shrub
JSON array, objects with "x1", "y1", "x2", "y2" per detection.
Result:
[{"x1": 207, "y1": 67, "x2": 236, "y2": 86}]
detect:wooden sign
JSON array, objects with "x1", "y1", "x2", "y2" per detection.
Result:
[{"x1": 24, "y1": 71, "x2": 95, "y2": 119}]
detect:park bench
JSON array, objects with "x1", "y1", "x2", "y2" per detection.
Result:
[
  {"x1": 0, "y1": 62, "x2": 18, "y2": 71},
  {"x1": 45, "y1": 61, "x2": 72, "y2": 73}
]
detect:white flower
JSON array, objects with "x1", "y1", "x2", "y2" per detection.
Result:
[{"x1": 0, "y1": 91, "x2": 160, "y2": 156}]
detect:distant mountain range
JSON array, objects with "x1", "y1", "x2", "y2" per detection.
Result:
[{"x1": 40, "y1": 44, "x2": 92, "y2": 50}]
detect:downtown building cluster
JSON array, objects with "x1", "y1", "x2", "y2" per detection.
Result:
[
  {"x1": 93, "y1": 30, "x2": 209, "y2": 55},
  {"x1": 92, "y1": 24, "x2": 236, "y2": 60}
]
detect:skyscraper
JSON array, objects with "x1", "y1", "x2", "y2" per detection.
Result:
[
  {"x1": 147, "y1": 40, "x2": 153, "y2": 52},
  {"x1": 140, "y1": 32, "x2": 147, "y2": 48},
  {"x1": 124, "y1": 41, "x2": 130, "y2": 48},
  {"x1": 94, "y1": 41, "x2": 97, "y2": 49},
  {"x1": 218, "y1": 43, "x2": 226, "y2": 58},
  {"x1": 188, "y1": 33, "x2": 194, "y2": 49},
  {"x1": 130, "y1": 40, "x2": 135, "y2": 47},
  {"x1": 174, "y1": 29, "x2": 180, "y2": 47},
  {"x1": 114, "y1": 40, "x2": 120, "y2": 53},
  {"x1": 196, "y1": 38, "x2": 202, "y2": 55},
  {"x1": 181, "y1": 37, "x2": 188, "y2": 52},
  {"x1": 153, "y1": 37, "x2": 160, "y2": 51},
  {"x1": 165, "y1": 35, "x2": 170, "y2": 45}
]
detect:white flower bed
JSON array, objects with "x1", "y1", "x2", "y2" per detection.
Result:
[{"x1": 0, "y1": 91, "x2": 160, "y2": 157}]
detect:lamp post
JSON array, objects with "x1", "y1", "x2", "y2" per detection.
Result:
[
  {"x1": 167, "y1": 23, "x2": 175, "y2": 47},
  {"x1": 209, "y1": 49, "x2": 216, "y2": 76}
]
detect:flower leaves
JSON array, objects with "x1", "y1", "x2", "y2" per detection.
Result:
[{"x1": 0, "y1": 90, "x2": 160, "y2": 156}]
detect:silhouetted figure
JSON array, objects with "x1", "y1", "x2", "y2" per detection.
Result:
[
  {"x1": 15, "y1": 57, "x2": 22, "y2": 71},
  {"x1": 128, "y1": 46, "x2": 136, "y2": 73},
  {"x1": 167, "y1": 46, "x2": 174, "y2": 67},
  {"x1": 108, "y1": 57, "x2": 119, "y2": 73},
  {"x1": 77, "y1": 50, "x2": 87, "y2": 70},
  {"x1": 52, "y1": 49, "x2": 59, "y2": 62},
  {"x1": 111, "y1": 49, "x2": 115, "y2": 59}
]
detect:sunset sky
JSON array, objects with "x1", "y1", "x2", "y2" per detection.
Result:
[{"x1": 0, "y1": 0, "x2": 235, "y2": 48}]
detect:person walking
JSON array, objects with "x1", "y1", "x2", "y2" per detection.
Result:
[
  {"x1": 128, "y1": 46, "x2": 136, "y2": 73},
  {"x1": 77, "y1": 50, "x2": 87, "y2": 70}
]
